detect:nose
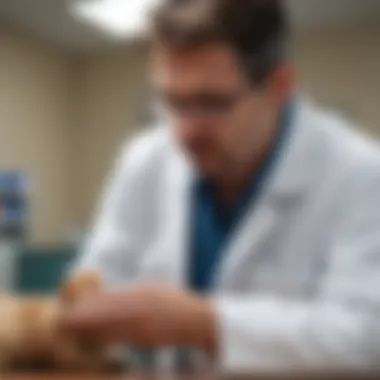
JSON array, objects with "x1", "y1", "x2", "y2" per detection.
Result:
[{"x1": 175, "y1": 115, "x2": 208, "y2": 141}]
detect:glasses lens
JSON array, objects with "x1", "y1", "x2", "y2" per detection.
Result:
[{"x1": 162, "y1": 92, "x2": 243, "y2": 118}]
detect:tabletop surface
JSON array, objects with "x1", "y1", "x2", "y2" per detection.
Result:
[{"x1": 2, "y1": 373, "x2": 380, "y2": 380}]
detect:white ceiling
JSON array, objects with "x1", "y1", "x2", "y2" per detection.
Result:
[{"x1": 0, "y1": 0, "x2": 380, "y2": 52}]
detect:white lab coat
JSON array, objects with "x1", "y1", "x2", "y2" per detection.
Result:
[{"x1": 75, "y1": 100, "x2": 380, "y2": 372}]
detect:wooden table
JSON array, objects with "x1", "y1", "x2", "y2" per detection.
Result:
[{"x1": 2, "y1": 373, "x2": 380, "y2": 380}]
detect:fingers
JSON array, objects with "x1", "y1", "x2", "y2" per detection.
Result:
[
  {"x1": 59, "y1": 271, "x2": 103, "y2": 305},
  {"x1": 59, "y1": 293, "x2": 123, "y2": 334},
  {"x1": 59, "y1": 307, "x2": 127, "y2": 344},
  {"x1": 58, "y1": 283, "x2": 176, "y2": 347},
  {"x1": 58, "y1": 271, "x2": 105, "y2": 336},
  {"x1": 59, "y1": 289, "x2": 150, "y2": 346}
]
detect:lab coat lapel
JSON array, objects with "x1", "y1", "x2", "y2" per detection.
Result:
[
  {"x1": 216, "y1": 101, "x2": 315, "y2": 288},
  {"x1": 159, "y1": 146, "x2": 194, "y2": 286},
  {"x1": 216, "y1": 194, "x2": 277, "y2": 289}
]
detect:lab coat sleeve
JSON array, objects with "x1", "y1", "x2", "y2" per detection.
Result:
[
  {"x1": 72, "y1": 132, "x2": 160, "y2": 288},
  {"x1": 214, "y1": 167, "x2": 380, "y2": 372}
]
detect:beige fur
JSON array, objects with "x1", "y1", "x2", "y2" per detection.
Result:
[{"x1": 0, "y1": 272, "x2": 122, "y2": 372}]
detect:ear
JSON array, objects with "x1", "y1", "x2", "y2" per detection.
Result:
[{"x1": 60, "y1": 271, "x2": 103, "y2": 304}]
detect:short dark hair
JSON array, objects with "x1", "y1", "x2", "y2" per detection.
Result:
[{"x1": 151, "y1": 0, "x2": 290, "y2": 85}]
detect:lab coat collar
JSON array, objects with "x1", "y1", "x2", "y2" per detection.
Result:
[{"x1": 263, "y1": 98, "x2": 318, "y2": 199}]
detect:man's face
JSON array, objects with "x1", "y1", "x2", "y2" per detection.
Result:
[{"x1": 152, "y1": 43, "x2": 287, "y2": 179}]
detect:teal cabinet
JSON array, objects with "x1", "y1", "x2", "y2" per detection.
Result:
[{"x1": 15, "y1": 246, "x2": 77, "y2": 294}]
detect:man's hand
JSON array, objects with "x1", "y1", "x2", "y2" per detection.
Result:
[{"x1": 60, "y1": 283, "x2": 217, "y2": 353}]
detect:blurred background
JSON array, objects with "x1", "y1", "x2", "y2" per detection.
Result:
[{"x1": 0, "y1": 0, "x2": 379, "y2": 294}]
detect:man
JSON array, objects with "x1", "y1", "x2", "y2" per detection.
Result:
[{"x1": 63, "y1": 0, "x2": 380, "y2": 373}]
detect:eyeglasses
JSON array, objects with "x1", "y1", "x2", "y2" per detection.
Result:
[{"x1": 157, "y1": 90, "x2": 248, "y2": 119}]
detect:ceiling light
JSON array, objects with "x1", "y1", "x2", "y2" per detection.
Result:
[{"x1": 70, "y1": 0, "x2": 160, "y2": 40}]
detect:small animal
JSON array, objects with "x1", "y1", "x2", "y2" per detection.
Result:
[{"x1": 0, "y1": 271, "x2": 123, "y2": 372}]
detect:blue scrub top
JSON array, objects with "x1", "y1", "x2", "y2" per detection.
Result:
[{"x1": 189, "y1": 104, "x2": 294, "y2": 293}]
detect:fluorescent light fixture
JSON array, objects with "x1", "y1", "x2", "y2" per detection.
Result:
[{"x1": 71, "y1": 0, "x2": 160, "y2": 39}]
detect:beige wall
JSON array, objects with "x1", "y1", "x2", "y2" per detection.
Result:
[
  {"x1": 0, "y1": 27, "x2": 73, "y2": 245},
  {"x1": 73, "y1": 46, "x2": 149, "y2": 226},
  {"x1": 1, "y1": 23, "x2": 379, "y2": 243},
  {"x1": 295, "y1": 24, "x2": 380, "y2": 136}
]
